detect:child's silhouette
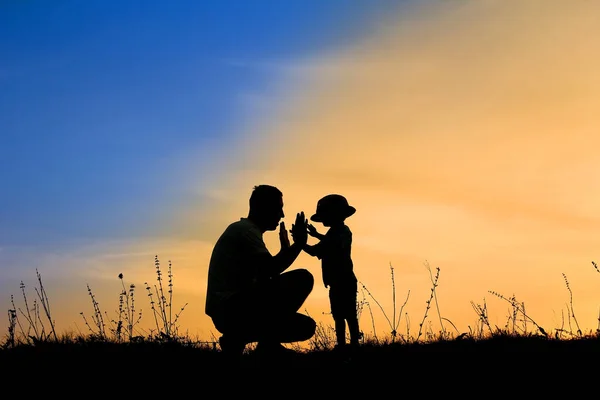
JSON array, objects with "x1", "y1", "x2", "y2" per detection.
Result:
[{"x1": 303, "y1": 194, "x2": 360, "y2": 349}]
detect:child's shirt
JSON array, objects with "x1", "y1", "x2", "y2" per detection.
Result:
[{"x1": 311, "y1": 223, "x2": 356, "y2": 288}]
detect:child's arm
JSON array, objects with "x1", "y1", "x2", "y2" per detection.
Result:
[
  {"x1": 302, "y1": 244, "x2": 317, "y2": 257},
  {"x1": 302, "y1": 242, "x2": 322, "y2": 259},
  {"x1": 307, "y1": 224, "x2": 326, "y2": 240}
]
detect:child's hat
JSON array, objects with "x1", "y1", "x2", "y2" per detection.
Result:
[{"x1": 310, "y1": 194, "x2": 356, "y2": 222}]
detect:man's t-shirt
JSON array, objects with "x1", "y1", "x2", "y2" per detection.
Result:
[{"x1": 205, "y1": 217, "x2": 270, "y2": 318}]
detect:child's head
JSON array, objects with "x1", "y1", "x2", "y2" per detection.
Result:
[{"x1": 310, "y1": 194, "x2": 356, "y2": 226}]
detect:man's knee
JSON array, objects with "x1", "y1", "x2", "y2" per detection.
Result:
[
  {"x1": 307, "y1": 315, "x2": 317, "y2": 336},
  {"x1": 283, "y1": 268, "x2": 314, "y2": 290},
  {"x1": 296, "y1": 313, "x2": 317, "y2": 340}
]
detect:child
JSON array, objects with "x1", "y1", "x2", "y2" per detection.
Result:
[{"x1": 303, "y1": 194, "x2": 360, "y2": 349}]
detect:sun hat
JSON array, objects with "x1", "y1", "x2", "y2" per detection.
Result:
[{"x1": 310, "y1": 194, "x2": 356, "y2": 222}]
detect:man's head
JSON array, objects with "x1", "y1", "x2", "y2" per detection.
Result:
[{"x1": 248, "y1": 184, "x2": 284, "y2": 232}]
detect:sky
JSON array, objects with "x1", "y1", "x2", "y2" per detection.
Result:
[{"x1": 2, "y1": 0, "x2": 600, "y2": 343}]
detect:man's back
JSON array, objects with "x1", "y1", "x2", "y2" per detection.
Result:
[{"x1": 205, "y1": 218, "x2": 270, "y2": 318}]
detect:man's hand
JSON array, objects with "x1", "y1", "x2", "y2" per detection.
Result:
[
  {"x1": 271, "y1": 212, "x2": 308, "y2": 276},
  {"x1": 279, "y1": 221, "x2": 290, "y2": 249},
  {"x1": 290, "y1": 211, "x2": 308, "y2": 247}
]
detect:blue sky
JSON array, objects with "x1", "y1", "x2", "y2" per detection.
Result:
[{"x1": 1, "y1": 0, "x2": 408, "y2": 248}]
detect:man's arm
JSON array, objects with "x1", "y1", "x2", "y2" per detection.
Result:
[
  {"x1": 269, "y1": 242, "x2": 304, "y2": 276},
  {"x1": 265, "y1": 212, "x2": 308, "y2": 278}
]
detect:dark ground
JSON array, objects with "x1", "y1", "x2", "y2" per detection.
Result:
[
  {"x1": 2, "y1": 336, "x2": 598, "y2": 393},
  {"x1": 3, "y1": 334, "x2": 600, "y2": 366}
]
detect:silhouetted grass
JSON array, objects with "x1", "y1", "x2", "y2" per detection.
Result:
[{"x1": 3, "y1": 256, "x2": 600, "y2": 370}]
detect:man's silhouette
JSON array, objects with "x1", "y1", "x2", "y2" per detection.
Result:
[{"x1": 205, "y1": 184, "x2": 316, "y2": 358}]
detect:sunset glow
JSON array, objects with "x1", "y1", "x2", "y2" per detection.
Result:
[{"x1": 3, "y1": 1, "x2": 600, "y2": 342}]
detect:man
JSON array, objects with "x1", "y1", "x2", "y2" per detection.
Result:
[{"x1": 205, "y1": 184, "x2": 316, "y2": 357}]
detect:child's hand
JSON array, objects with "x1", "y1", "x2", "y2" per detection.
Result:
[
  {"x1": 307, "y1": 223, "x2": 318, "y2": 237},
  {"x1": 290, "y1": 212, "x2": 308, "y2": 246}
]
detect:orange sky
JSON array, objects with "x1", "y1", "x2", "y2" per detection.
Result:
[{"x1": 5, "y1": 1, "x2": 600, "y2": 343}]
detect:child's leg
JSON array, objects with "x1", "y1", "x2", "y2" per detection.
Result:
[
  {"x1": 334, "y1": 318, "x2": 346, "y2": 347},
  {"x1": 329, "y1": 286, "x2": 347, "y2": 347},
  {"x1": 347, "y1": 315, "x2": 360, "y2": 346},
  {"x1": 347, "y1": 281, "x2": 360, "y2": 346}
]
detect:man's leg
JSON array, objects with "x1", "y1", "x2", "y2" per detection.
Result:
[
  {"x1": 217, "y1": 269, "x2": 316, "y2": 353},
  {"x1": 212, "y1": 286, "x2": 268, "y2": 356},
  {"x1": 270, "y1": 312, "x2": 316, "y2": 343},
  {"x1": 271, "y1": 268, "x2": 314, "y2": 313},
  {"x1": 253, "y1": 312, "x2": 316, "y2": 358},
  {"x1": 255, "y1": 269, "x2": 316, "y2": 349}
]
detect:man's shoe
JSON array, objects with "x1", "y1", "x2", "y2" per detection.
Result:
[
  {"x1": 219, "y1": 335, "x2": 246, "y2": 356},
  {"x1": 254, "y1": 342, "x2": 296, "y2": 354},
  {"x1": 254, "y1": 342, "x2": 297, "y2": 357}
]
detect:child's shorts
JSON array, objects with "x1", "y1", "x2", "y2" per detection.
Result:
[{"x1": 329, "y1": 280, "x2": 358, "y2": 320}]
